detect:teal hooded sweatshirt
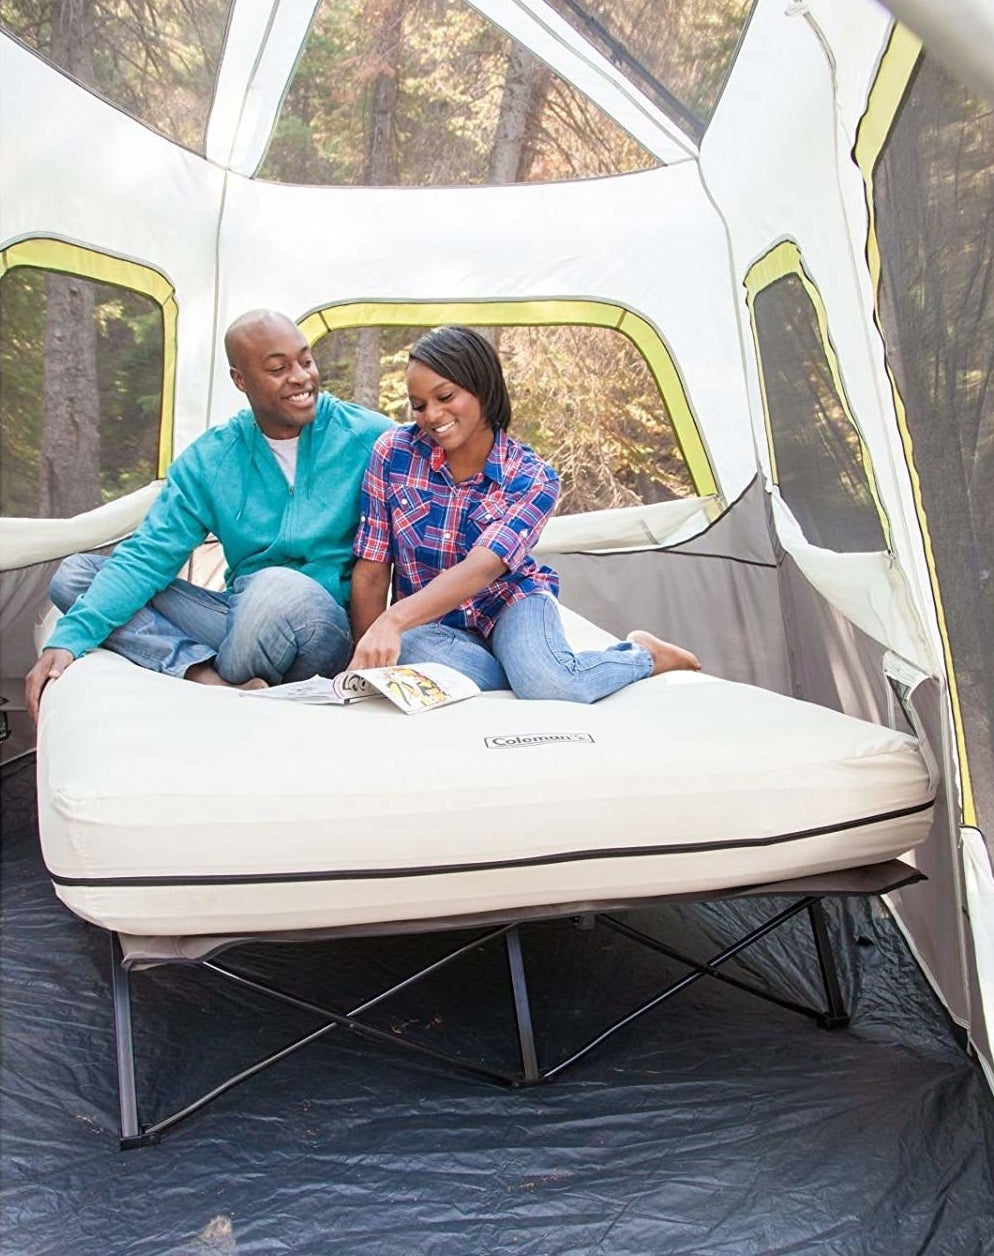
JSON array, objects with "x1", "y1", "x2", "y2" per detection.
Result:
[{"x1": 47, "y1": 394, "x2": 393, "y2": 659}]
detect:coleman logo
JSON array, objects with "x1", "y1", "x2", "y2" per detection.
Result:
[{"x1": 485, "y1": 733, "x2": 594, "y2": 749}]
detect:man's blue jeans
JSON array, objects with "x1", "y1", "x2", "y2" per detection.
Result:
[
  {"x1": 50, "y1": 554, "x2": 352, "y2": 684},
  {"x1": 398, "y1": 592, "x2": 652, "y2": 704}
]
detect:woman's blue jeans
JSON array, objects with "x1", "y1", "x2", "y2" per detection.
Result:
[
  {"x1": 50, "y1": 553, "x2": 352, "y2": 684},
  {"x1": 398, "y1": 592, "x2": 652, "y2": 704}
]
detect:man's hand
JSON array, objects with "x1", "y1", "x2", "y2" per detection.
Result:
[
  {"x1": 347, "y1": 614, "x2": 403, "y2": 672},
  {"x1": 25, "y1": 648, "x2": 76, "y2": 725}
]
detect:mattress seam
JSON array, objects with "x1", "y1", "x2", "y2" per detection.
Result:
[{"x1": 45, "y1": 797, "x2": 935, "y2": 887}]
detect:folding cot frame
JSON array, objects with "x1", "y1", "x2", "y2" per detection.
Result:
[{"x1": 107, "y1": 858, "x2": 924, "y2": 1149}]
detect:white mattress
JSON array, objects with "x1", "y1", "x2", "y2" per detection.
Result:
[{"x1": 36, "y1": 611, "x2": 936, "y2": 936}]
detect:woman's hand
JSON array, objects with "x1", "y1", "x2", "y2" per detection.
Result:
[
  {"x1": 348, "y1": 612, "x2": 404, "y2": 671},
  {"x1": 348, "y1": 547, "x2": 508, "y2": 672}
]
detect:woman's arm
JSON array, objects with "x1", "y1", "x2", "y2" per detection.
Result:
[
  {"x1": 349, "y1": 558, "x2": 393, "y2": 642},
  {"x1": 348, "y1": 546, "x2": 507, "y2": 669}
]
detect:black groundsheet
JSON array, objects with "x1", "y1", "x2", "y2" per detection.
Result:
[{"x1": 2, "y1": 757, "x2": 993, "y2": 1255}]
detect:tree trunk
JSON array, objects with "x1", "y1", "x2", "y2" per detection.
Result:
[
  {"x1": 40, "y1": 0, "x2": 101, "y2": 517},
  {"x1": 40, "y1": 276, "x2": 101, "y2": 517},
  {"x1": 483, "y1": 46, "x2": 550, "y2": 358},
  {"x1": 353, "y1": 328, "x2": 383, "y2": 410},
  {"x1": 489, "y1": 44, "x2": 549, "y2": 185},
  {"x1": 365, "y1": 0, "x2": 404, "y2": 186}
]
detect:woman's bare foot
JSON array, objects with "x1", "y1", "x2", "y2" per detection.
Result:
[
  {"x1": 626, "y1": 631, "x2": 701, "y2": 675},
  {"x1": 185, "y1": 662, "x2": 269, "y2": 691}
]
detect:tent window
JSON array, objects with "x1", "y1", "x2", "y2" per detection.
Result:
[
  {"x1": 543, "y1": 0, "x2": 755, "y2": 139},
  {"x1": 312, "y1": 323, "x2": 694, "y2": 511},
  {"x1": 257, "y1": 0, "x2": 659, "y2": 187},
  {"x1": 0, "y1": 267, "x2": 163, "y2": 518},
  {"x1": 753, "y1": 274, "x2": 886, "y2": 553},
  {"x1": 873, "y1": 52, "x2": 994, "y2": 826},
  {"x1": 0, "y1": 0, "x2": 232, "y2": 154}
]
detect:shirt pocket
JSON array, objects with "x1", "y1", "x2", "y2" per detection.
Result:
[
  {"x1": 388, "y1": 485, "x2": 433, "y2": 553},
  {"x1": 465, "y1": 494, "x2": 508, "y2": 545}
]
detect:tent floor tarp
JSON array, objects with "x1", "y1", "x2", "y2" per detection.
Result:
[{"x1": 3, "y1": 757, "x2": 993, "y2": 1255}]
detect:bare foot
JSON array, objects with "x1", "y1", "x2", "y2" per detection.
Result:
[
  {"x1": 185, "y1": 662, "x2": 269, "y2": 691},
  {"x1": 626, "y1": 631, "x2": 701, "y2": 676}
]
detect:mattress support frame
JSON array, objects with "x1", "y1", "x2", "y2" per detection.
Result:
[{"x1": 109, "y1": 859, "x2": 922, "y2": 1149}]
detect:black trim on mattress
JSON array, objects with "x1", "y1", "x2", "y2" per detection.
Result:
[{"x1": 46, "y1": 798, "x2": 935, "y2": 888}]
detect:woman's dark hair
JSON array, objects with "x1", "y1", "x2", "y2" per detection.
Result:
[{"x1": 408, "y1": 326, "x2": 512, "y2": 432}]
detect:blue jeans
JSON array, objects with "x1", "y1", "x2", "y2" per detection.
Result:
[
  {"x1": 398, "y1": 592, "x2": 652, "y2": 704},
  {"x1": 50, "y1": 553, "x2": 352, "y2": 684}
]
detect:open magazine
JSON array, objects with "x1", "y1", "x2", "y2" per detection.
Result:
[{"x1": 240, "y1": 661, "x2": 480, "y2": 715}]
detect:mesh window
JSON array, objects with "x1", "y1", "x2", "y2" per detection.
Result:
[
  {"x1": 257, "y1": 0, "x2": 659, "y2": 187},
  {"x1": 312, "y1": 323, "x2": 694, "y2": 511},
  {"x1": 872, "y1": 52, "x2": 994, "y2": 827},
  {"x1": 753, "y1": 274, "x2": 886, "y2": 553},
  {"x1": 544, "y1": 0, "x2": 755, "y2": 139},
  {"x1": 0, "y1": 268, "x2": 163, "y2": 518},
  {"x1": 0, "y1": 0, "x2": 232, "y2": 154}
]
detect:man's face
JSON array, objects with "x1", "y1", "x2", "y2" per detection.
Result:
[{"x1": 229, "y1": 318, "x2": 320, "y2": 439}]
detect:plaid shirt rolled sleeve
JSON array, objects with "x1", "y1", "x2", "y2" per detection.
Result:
[
  {"x1": 353, "y1": 438, "x2": 394, "y2": 565},
  {"x1": 473, "y1": 466, "x2": 559, "y2": 572}
]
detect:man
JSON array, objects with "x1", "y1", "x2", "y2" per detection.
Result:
[{"x1": 25, "y1": 309, "x2": 393, "y2": 722}]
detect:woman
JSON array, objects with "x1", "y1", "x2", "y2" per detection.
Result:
[{"x1": 348, "y1": 326, "x2": 699, "y2": 702}]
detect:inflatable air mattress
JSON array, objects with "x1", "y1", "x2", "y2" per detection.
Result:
[{"x1": 36, "y1": 611, "x2": 936, "y2": 937}]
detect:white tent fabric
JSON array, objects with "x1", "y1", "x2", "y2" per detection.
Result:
[
  {"x1": 886, "y1": 0, "x2": 994, "y2": 100},
  {"x1": 702, "y1": 6, "x2": 944, "y2": 671},
  {"x1": 0, "y1": 484, "x2": 164, "y2": 571},
  {"x1": 1, "y1": 0, "x2": 991, "y2": 1095}
]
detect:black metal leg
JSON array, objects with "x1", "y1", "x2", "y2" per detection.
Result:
[
  {"x1": 103, "y1": 889, "x2": 871, "y2": 1145},
  {"x1": 505, "y1": 927, "x2": 540, "y2": 1083},
  {"x1": 110, "y1": 933, "x2": 158, "y2": 1149},
  {"x1": 807, "y1": 900, "x2": 850, "y2": 1029},
  {"x1": 115, "y1": 924, "x2": 524, "y2": 1147}
]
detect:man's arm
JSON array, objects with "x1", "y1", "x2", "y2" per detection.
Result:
[
  {"x1": 29, "y1": 446, "x2": 217, "y2": 722},
  {"x1": 44, "y1": 457, "x2": 213, "y2": 661},
  {"x1": 348, "y1": 547, "x2": 507, "y2": 670}
]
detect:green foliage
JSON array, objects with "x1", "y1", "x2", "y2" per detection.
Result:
[
  {"x1": 258, "y1": 0, "x2": 659, "y2": 187},
  {"x1": 0, "y1": 0, "x2": 230, "y2": 151},
  {"x1": 0, "y1": 268, "x2": 162, "y2": 517},
  {"x1": 310, "y1": 321, "x2": 693, "y2": 513},
  {"x1": 544, "y1": 0, "x2": 754, "y2": 130},
  {"x1": 0, "y1": 268, "x2": 44, "y2": 516},
  {"x1": 500, "y1": 325, "x2": 693, "y2": 511}
]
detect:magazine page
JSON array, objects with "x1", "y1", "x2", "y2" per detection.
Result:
[
  {"x1": 348, "y1": 662, "x2": 480, "y2": 714},
  {"x1": 238, "y1": 663, "x2": 478, "y2": 712},
  {"x1": 238, "y1": 674, "x2": 375, "y2": 705}
]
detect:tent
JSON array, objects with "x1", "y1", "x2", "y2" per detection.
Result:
[{"x1": 1, "y1": 0, "x2": 993, "y2": 1247}]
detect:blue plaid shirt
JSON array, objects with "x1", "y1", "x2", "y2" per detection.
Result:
[{"x1": 353, "y1": 424, "x2": 561, "y2": 636}]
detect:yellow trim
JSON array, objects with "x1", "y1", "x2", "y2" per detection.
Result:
[
  {"x1": 743, "y1": 240, "x2": 892, "y2": 548},
  {"x1": 0, "y1": 238, "x2": 176, "y2": 474},
  {"x1": 853, "y1": 25, "x2": 976, "y2": 826},
  {"x1": 299, "y1": 299, "x2": 719, "y2": 499}
]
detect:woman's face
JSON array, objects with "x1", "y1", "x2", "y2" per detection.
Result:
[{"x1": 406, "y1": 360, "x2": 493, "y2": 464}]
